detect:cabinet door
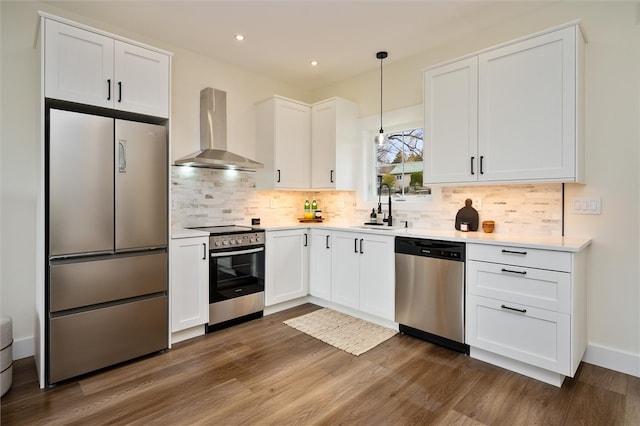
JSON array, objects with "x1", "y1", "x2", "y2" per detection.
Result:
[
  {"x1": 309, "y1": 229, "x2": 332, "y2": 300},
  {"x1": 311, "y1": 100, "x2": 336, "y2": 189},
  {"x1": 467, "y1": 295, "x2": 570, "y2": 375},
  {"x1": 359, "y1": 234, "x2": 395, "y2": 320},
  {"x1": 170, "y1": 237, "x2": 209, "y2": 332},
  {"x1": 311, "y1": 98, "x2": 358, "y2": 190},
  {"x1": 114, "y1": 41, "x2": 170, "y2": 118},
  {"x1": 265, "y1": 229, "x2": 309, "y2": 306},
  {"x1": 274, "y1": 99, "x2": 311, "y2": 188},
  {"x1": 424, "y1": 57, "x2": 478, "y2": 184},
  {"x1": 330, "y1": 231, "x2": 360, "y2": 310},
  {"x1": 45, "y1": 19, "x2": 114, "y2": 108},
  {"x1": 478, "y1": 26, "x2": 576, "y2": 182}
]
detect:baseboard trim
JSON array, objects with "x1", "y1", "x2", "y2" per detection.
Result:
[
  {"x1": 583, "y1": 343, "x2": 640, "y2": 377},
  {"x1": 12, "y1": 336, "x2": 34, "y2": 360},
  {"x1": 263, "y1": 296, "x2": 309, "y2": 316}
]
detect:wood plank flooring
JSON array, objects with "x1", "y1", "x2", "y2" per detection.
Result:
[{"x1": 2, "y1": 303, "x2": 639, "y2": 425}]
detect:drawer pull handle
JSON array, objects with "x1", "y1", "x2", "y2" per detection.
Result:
[
  {"x1": 502, "y1": 249, "x2": 527, "y2": 255},
  {"x1": 501, "y1": 268, "x2": 527, "y2": 275},
  {"x1": 501, "y1": 304, "x2": 527, "y2": 313}
]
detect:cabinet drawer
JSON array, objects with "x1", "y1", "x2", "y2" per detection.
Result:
[
  {"x1": 467, "y1": 295, "x2": 570, "y2": 375},
  {"x1": 467, "y1": 260, "x2": 571, "y2": 313},
  {"x1": 467, "y1": 243, "x2": 571, "y2": 272}
]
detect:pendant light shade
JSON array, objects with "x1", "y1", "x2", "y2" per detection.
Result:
[{"x1": 375, "y1": 51, "x2": 388, "y2": 145}]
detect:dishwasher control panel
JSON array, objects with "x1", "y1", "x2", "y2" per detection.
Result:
[{"x1": 395, "y1": 237, "x2": 465, "y2": 261}]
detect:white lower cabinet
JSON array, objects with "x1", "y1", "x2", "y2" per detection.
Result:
[
  {"x1": 265, "y1": 229, "x2": 309, "y2": 306},
  {"x1": 170, "y1": 236, "x2": 209, "y2": 334},
  {"x1": 466, "y1": 243, "x2": 587, "y2": 386},
  {"x1": 331, "y1": 230, "x2": 395, "y2": 321},
  {"x1": 467, "y1": 294, "x2": 570, "y2": 374},
  {"x1": 309, "y1": 229, "x2": 332, "y2": 300}
]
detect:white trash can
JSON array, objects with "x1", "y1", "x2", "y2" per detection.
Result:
[{"x1": 1, "y1": 316, "x2": 13, "y2": 397}]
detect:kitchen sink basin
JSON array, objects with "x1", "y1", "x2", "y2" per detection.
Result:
[{"x1": 351, "y1": 225, "x2": 401, "y2": 231}]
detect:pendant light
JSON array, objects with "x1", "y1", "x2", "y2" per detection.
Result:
[{"x1": 374, "y1": 51, "x2": 388, "y2": 145}]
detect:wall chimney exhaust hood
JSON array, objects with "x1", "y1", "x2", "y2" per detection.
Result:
[{"x1": 174, "y1": 88, "x2": 263, "y2": 171}]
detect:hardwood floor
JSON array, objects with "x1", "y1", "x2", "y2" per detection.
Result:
[{"x1": 2, "y1": 303, "x2": 639, "y2": 425}]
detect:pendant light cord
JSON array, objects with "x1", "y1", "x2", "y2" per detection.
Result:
[{"x1": 379, "y1": 55, "x2": 383, "y2": 133}]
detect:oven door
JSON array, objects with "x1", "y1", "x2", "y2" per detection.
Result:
[{"x1": 209, "y1": 246, "x2": 265, "y2": 303}]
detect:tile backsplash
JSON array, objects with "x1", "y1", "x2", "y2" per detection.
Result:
[{"x1": 171, "y1": 166, "x2": 562, "y2": 236}]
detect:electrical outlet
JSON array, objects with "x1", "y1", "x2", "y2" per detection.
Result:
[
  {"x1": 571, "y1": 197, "x2": 601, "y2": 215},
  {"x1": 474, "y1": 198, "x2": 482, "y2": 210}
]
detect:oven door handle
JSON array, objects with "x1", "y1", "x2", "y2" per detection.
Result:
[{"x1": 210, "y1": 247, "x2": 264, "y2": 258}]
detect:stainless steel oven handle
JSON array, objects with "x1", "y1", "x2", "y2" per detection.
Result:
[{"x1": 210, "y1": 247, "x2": 264, "y2": 258}]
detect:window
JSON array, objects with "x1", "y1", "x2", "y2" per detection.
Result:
[{"x1": 375, "y1": 128, "x2": 430, "y2": 199}]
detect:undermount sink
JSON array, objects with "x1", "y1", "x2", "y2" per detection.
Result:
[{"x1": 351, "y1": 225, "x2": 400, "y2": 231}]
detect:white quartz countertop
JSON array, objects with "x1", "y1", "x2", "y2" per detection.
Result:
[
  {"x1": 250, "y1": 222, "x2": 592, "y2": 252},
  {"x1": 172, "y1": 222, "x2": 591, "y2": 252},
  {"x1": 171, "y1": 227, "x2": 211, "y2": 239}
]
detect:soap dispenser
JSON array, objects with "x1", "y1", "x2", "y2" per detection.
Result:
[{"x1": 370, "y1": 208, "x2": 377, "y2": 223}]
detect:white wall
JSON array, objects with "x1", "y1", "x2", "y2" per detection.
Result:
[{"x1": 312, "y1": 2, "x2": 640, "y2": 372}]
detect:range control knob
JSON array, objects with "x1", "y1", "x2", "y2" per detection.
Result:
[
  {"x1": 236, "y1": 239, "x2": 242, "y2": 244},
  {"x1": 215, "y1": 241, "x2": 221, "y2": 247},
  {"x1": 249, "y1": 238, "x2": 255, "y2": 243},
  {"x1": 222, "y1": 240, "x2": 228, "y2": 246}
]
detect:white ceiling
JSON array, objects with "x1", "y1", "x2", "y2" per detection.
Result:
[{"x1": 43, "y1": 0, "x2": 561, "y2": 89}]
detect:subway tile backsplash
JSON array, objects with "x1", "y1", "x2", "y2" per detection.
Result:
[{"x1": 171, "y1": 166, "x2": 562, "y2": 236}]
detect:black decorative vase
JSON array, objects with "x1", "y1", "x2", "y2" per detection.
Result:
[{"x1": 455, "y1": 199, "x2": 479, "y2": 231}]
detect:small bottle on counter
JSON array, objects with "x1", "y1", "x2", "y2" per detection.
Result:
[
  {"x1": 304, "y1": 199, "x2": 311, "y2": 218},
  {"x1": 370, "y1": 208, "x2": 377, "y2": 222},
  {"x1": 311, "y1": 199, "x2": 318, "y2": 213}
]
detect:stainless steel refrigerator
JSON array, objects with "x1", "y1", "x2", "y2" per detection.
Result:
[{"x1": 47, "y1": 108, "x2": 168, "y2": 384}]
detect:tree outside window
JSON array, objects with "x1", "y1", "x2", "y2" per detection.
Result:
[{"x1": 375, "y1": 128, "x2": 430, "y2": 198}]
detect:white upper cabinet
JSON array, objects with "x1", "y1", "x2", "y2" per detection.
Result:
[
  {"x1": 311, "y1": 98, "x2": 358, "y2": 190},
  {"x1": 424, "y1": 24, "x2": 585, "y2": 184},
  {"x1": 44, "y1": 18, "x2": 170, "y2": 118},
  {"x1": 424, "y1": 57, "x2": 478, "y2": 183},
  {"x1": 255, "y1": 96, "x2": 311, "y2": 189},
  {"x1": 478, "y1": 26, "x2": 582, "y2": 182},
  {"x1": 45, "y1": 19, "x2": 114, "y2": 109},
  {"x1": 113, "y1": 41, "x2": 170, "y2": 118}
]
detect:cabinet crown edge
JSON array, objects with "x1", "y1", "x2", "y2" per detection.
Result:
[
  {"x1": 38, "y1": 11, "x2": 174, "y2": 56},
  {"x1": 422, "y1": 20, "x2": 584, "y2": 73}
]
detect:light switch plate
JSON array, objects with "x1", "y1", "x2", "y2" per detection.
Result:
[{"x1": 571, "y1": 197, "x2": 601, "y2": 215}]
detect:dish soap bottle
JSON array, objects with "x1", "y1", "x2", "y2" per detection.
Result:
[
  {"x1": 304, "y1": 199, "x2": 311, "y2": 218},
  {"x1": 311, "y1": 199, "x2": 318, "y2": 214},
  {"x1": 370, "y1": 208, "x2": 377, "y2": 223}
]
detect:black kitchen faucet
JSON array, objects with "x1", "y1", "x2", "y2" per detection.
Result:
[{"x1": 377, "y1": 183, "x2": 393, "y2": 226}]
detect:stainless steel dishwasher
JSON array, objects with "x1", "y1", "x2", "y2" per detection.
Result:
[{"x1": 395, "y1": 237, "x2": 468, "y2": 353}]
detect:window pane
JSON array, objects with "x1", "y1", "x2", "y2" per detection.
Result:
[{"x1": 376, "y1": 128, "x2": 429, "y2": 198}]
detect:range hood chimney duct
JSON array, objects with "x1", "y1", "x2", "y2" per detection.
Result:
[{"x1": 174, "y1": 88, "x2": 263, "y2": 171}]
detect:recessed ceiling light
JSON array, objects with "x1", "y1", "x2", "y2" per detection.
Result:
[
  {"x1": 310, "y1": 60, "x2": 318, "y2": 66},
  {"x1": 235, "y1": 34, "x2": 245, "y2": 41}
]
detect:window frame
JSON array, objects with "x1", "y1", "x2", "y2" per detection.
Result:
[{"x1": 357, "y1": 104, "x2": 442, "y2": 212}]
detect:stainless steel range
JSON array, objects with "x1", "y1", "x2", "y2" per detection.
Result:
[{"x1": 189, "y1": 226, "x2": 265, "y2": 332}]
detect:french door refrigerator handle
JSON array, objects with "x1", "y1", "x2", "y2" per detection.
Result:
[{"x1": 118, "y1": 140, "x2": 127, "y2": 173}]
